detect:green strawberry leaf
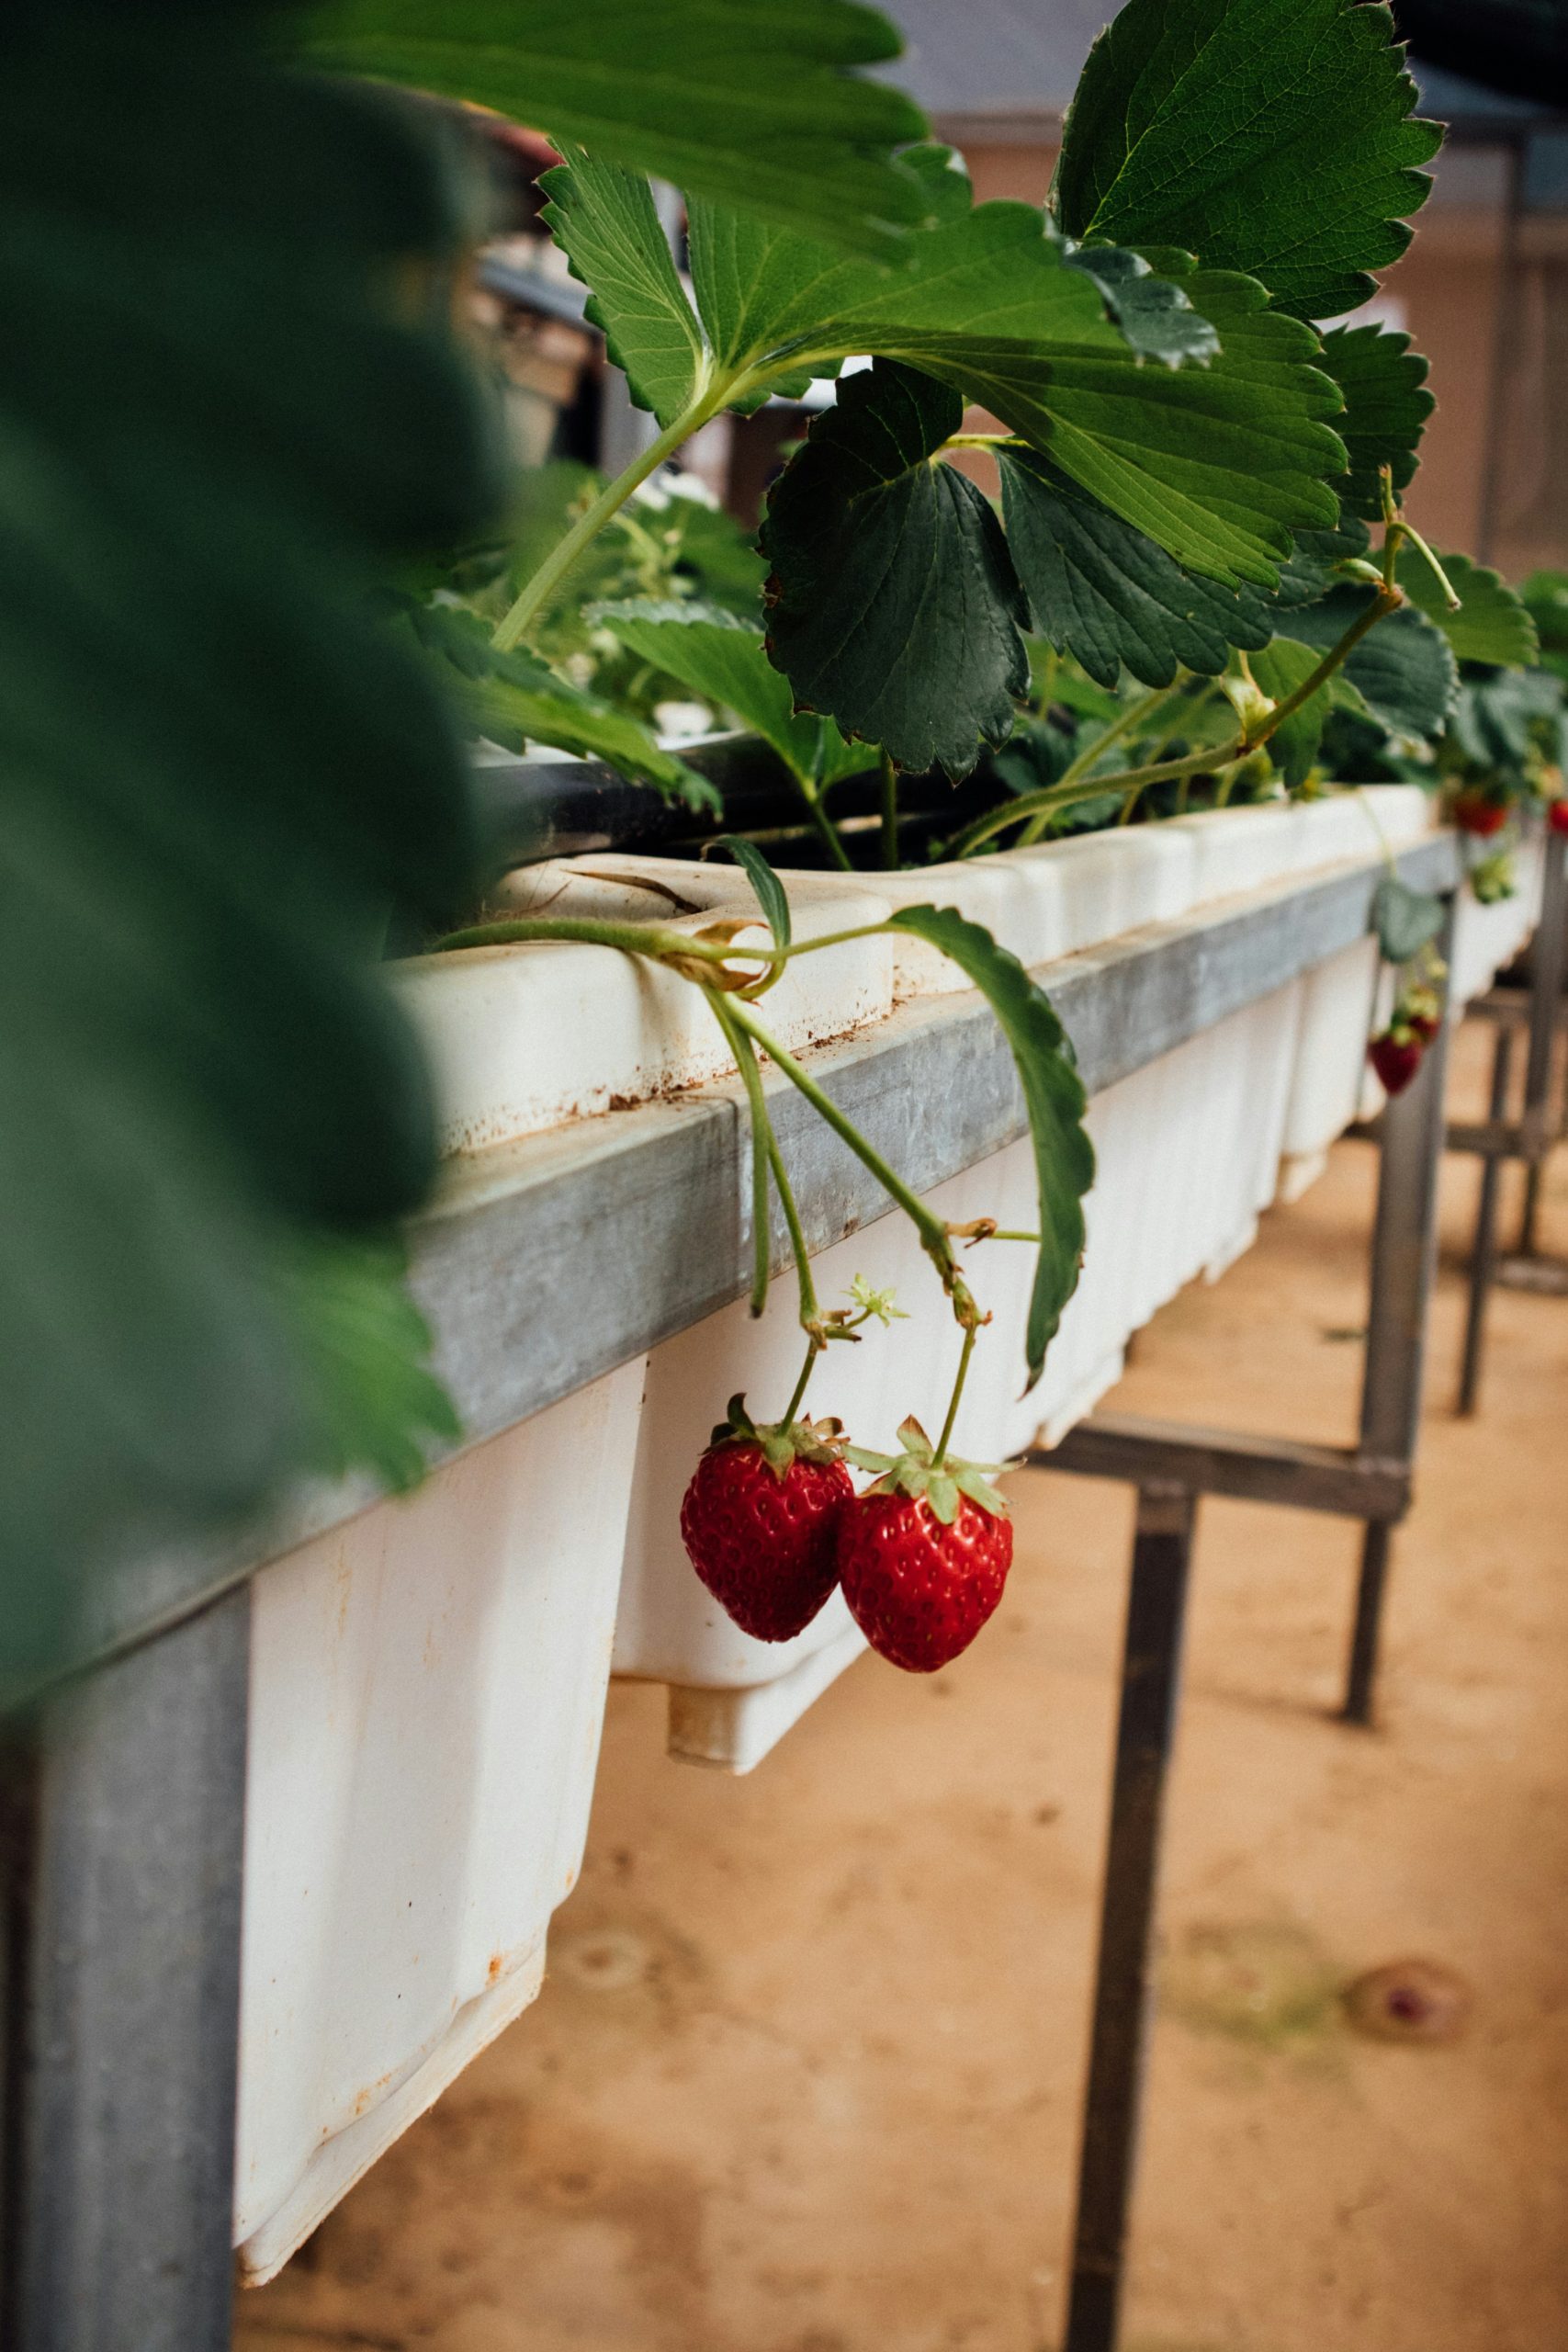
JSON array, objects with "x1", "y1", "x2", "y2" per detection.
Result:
[
  {"x1": 554, "y1": 144, "x2": 1345, "y2": 594},
  {"x1": 1061, "y1": 242, "x2": 1221, "y2": 368},
  {"x1": 759, "y1": 363, "x2": 1030, "y2": 777},
  {"x1": 1267, "y1": 518, "x2": 1374, "y2": 614},
  {"x1": 300, "y1": 0, "x2": 934, "y2": 255},
  {"x1": 1450, "y1": 667, "x2": 1566, "y2": 769},
  {"x1": 1249, "y1": 637, "x2": 1346, "y2": 788},
  {"x1": 592, "y1": 598, "x2": 870, "y2": 786},
  {"x1": 1373, "y1": 876, "x2": 1446, "y2": 966},
  {"x1": 1318, "y1": 325, "x2": 1433, "y2": 522},
  {"x1": 882, "y1": 907, "x2": 1095, "y2": 1388},
  {"x1": 1274, "y1": 593, "x2": 1459, "y2": 741},
  {"x1": 1522, "y1": 570, "x2": 1568, "y2": 660},
  {"x1": 537, "y1": 153, "x2": 705, "y2": 428},
  {"x1": 282, "y1": 1234, "x2": 462, "y2": 1494},
  {"x1": 684, "y1": 147, "x2": 1126, "y2": 393},
  {"x1": 998, "y1": 448, "x2": 1273, "y2": 691},
  {"x1": 0, "y1": 14, "x2": 502, "y2": 1679},
  {"x1": 710, "y1": 835, "x2": 792, "y2": 952},
  {"x1": 1054, "y1": 0, "x2": 1442, "y2": 322},
  {"x1": 404, "y1": 602, "x2": 718, "y2": 808},
  {"x1": 1395, "y1": 548, "x2": 1540, "y2": 671},
  {"x1": 989, "y1": 262, "x2": 1347, "y2": 588}
]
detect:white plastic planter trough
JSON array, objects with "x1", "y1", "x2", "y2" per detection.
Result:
[{"x1": 233, "y1": 783, "x2": 1441, "y2": 2280}]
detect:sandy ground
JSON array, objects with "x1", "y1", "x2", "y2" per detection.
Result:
[{"x1": 237, "y1": 1023, "x2": 1568, "y2": 2352}]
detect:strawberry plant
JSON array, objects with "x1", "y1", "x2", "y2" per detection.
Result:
[{"x1": 422, "y1": 0, "x2": 1554, "y2": 1668}]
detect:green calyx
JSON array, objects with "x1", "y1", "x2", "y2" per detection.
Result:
[
  {"x1": 843, "y1": 1417, "x2": 1012, "y2": 1528},
  {"x1": 711, "y1": 1393, "x2": 846, "y2": 1477}
]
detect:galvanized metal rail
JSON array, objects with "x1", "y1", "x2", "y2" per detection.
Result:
[{"x1": 0, "y1": 824, "x2": 1461, "y2": 2351}]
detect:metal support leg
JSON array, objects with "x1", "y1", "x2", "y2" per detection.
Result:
[
  {"x1": 0, "y1": 1589, "x2": 250, "y2": 2352},
  {"x1": 1513, "y1": 829, "x2": 1566, "y2": 1261},
  {"x1": 1341, "y1": 905, "x2": 1457, "y2": 1724},
  {"x1": 1063, "y1": 1485, "x2": 1197, "y2": 2352},
  {"x1": 1456, "y1": 1023, "x2": 1516, "y2": 1417}
]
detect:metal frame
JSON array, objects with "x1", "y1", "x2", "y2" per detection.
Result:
[
  {"x1": 1453, "y1": 829, "x2": 1568, "y2": 1415},
  {"x1": 0, "y1": 1592, "x2": 250, "y2": 2349},
  {"x1": 1031, "y1": 899, "x2": 1459, "y2": 2352},
  {"x1": 0, "y1": 825, "x2": 1460, "y2": 2350}
]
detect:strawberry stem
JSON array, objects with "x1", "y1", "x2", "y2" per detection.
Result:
[
  {"x1": 879, "y1": 748, "x2": 900, "y2": 869},
  {"x1": 723, "y1": 996, "x2": 980, "y2": 1333},
  {"x1": 782, "y1": 1339, "x2": 818, "y2": 1427},
  {"x1": 932, "y1": 1322, "x2": 977, "y2": 1471},
  {"x1": 705, "y1": 989, "x2": 777, "y2": 1318},
  {"x1": 706, "y1": 989, "x2": 822, "y2": 1340}
]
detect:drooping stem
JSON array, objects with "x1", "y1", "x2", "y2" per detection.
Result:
[
  {"x1": 1394, "y1": 516, "x2": 1461, "y2": 610},
  {"x1": 878, "y1": 748, "x2": 900, "y2": 869},
  {"x1": 707, "y1": 990, "x2": 822, "y2": 1341},
  {"x1": 932, "y1": 1322, "x2": 977, "y2": 1470},
  {"x1": 781, "y1": 1337, "x2": 819, "y2": 1428},
  {"x1": 705, "y1": 989, "x2": 776, "y2": 1317},
  {"x1": 722, "y1": 995, "x2": 978, "y2": 1329},
  {"x1": 765, "y1": 1126, "x2": 820, "y2": 1336},
  {"x1": 492, "y1": 394, "x2": 717, "y2": 652}
]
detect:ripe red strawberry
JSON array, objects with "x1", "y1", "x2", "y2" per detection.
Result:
[
  {"x1": 1450, "y1": 789, "x2": 1506, "y2": 838},
  {"x1": 680, "y1": 1396, "x2": 852, "y2": 1643},
  {"x1": 1368, "y1": 1031, "x2": 1423, "y2": 1096},
  {"x1": 837, "y1": 1419, "x2": 1013, "y2": 1673},
  {"x1": 1550, "y1": 798, "x2": 1568, "y2": 837}
]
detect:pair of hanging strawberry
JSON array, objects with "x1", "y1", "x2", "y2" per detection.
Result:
[
  {"x1": 1453, "y1": 785, "x2": 1568, "y2": 838},
  {"x1": 680, "y1": 1396, "x2": 1012, "y2": 1674},
  {"x1": 1367, "y1": 978, "x2": 1443, "y2": 1099}
]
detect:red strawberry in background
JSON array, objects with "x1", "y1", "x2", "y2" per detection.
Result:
[
  {"x1": 1550, "y1": 799, "x2": 1568, "y2": 838},
  {"x1": 680, "y1": 1396, "x2": 852, "y2": 1642},
  {"x1": 838, "y1": 1419, "x2": 1014, "y2": 1673},
  {"x1": 1450, "y1": 788, "x2": 1506, "y2": 838},
  {"x1": 1368, "y1": 1031, "x2": 1423, "y2": 1096}
]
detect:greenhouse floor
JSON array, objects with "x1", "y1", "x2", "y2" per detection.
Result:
[{"x1": 237, "y1": 1021, "x2": 1568, "y2": 2352}]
